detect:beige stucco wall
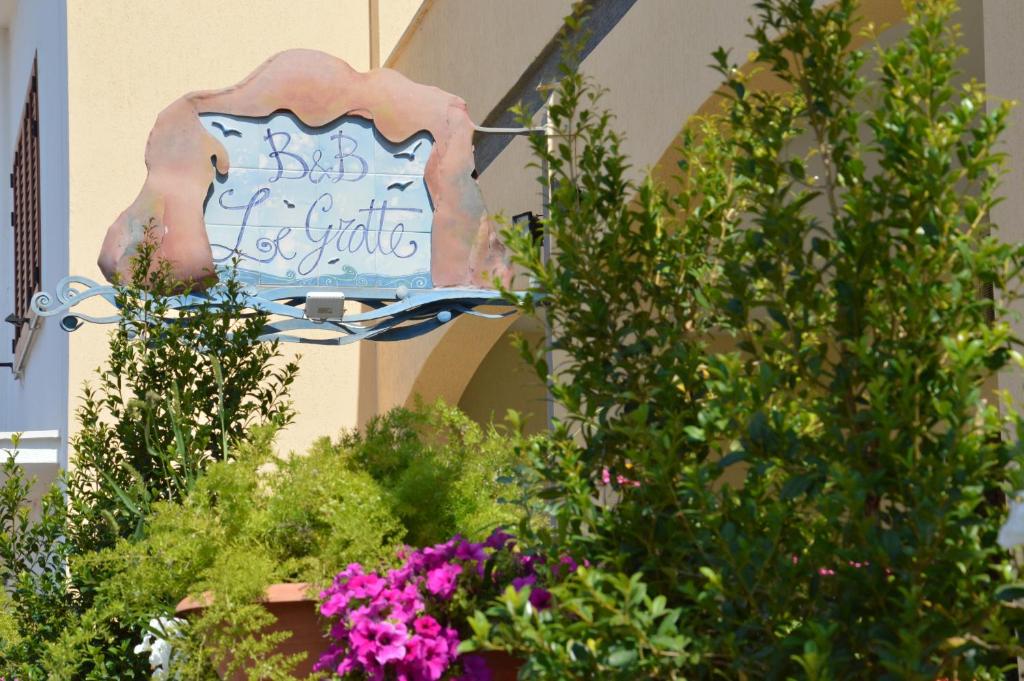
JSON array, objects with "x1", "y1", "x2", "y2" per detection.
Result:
[
  {"x1": 371, "y1": 0, "x2": 571, "y2": 417},
  {"x1": 378, "y1": 0, "x2": 424, "y2": 65},
  {"x1": 385, "y1": 0, "x2": 572, "y2": 120},
  {"x1": 458, "y1": 315, "x2": 548, "y2": 435},
  {"x1": 65, "y1": 0, "x2": 372, "y2": 456},
  {"x1": 982, "y1": 0, "x2": 1024, "y2": 411}
]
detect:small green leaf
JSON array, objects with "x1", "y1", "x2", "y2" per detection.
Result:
[{"x1": 607, "y1": 648, "x2": 638, "y2": 667}]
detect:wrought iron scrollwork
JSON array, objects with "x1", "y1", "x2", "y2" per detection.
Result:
[{"x1": 31, "y1": 277, "x2": 517, "y2": 345}]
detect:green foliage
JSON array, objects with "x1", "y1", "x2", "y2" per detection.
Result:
[
  {"x1": 69, "y1": 234, "x2": 298, "y2": 550},
  {"x1": 467, "y1": 568, "x2": 697, "y2": 679},
  {"x1": 45, "y1": 401, "x2": 520, "y2": 679},
  {"x1": 479, "y1": 1, "x2": 1024, "y2": 678},
  {"x1": 312, "y1": 400, "x2": 523, "y2": 546},
  {"x1": 3, "y1": 233, "x2": 300, "y2": 679},
  {"x1": 0, "y1": 447, "x2": 76, "y2": 680},
  {"x1": 47, "y1": 426, "x2": 403, "y2": 680}
]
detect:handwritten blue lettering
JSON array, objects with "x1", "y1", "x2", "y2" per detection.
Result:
[
  {"x1": 211, "y1": 189, "x2": 423, "y2": 275},
  {"x1": 265, "y1": 130, "x2": 309, "y2": 182}
]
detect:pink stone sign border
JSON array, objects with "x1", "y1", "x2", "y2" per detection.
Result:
[{"x1": 98, "y1": 49, "x2": 512, "y2": 291}]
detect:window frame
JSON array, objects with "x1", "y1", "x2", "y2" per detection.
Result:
[{"x1": 9, "y1": 55, "x2": 41, "y2": 375}]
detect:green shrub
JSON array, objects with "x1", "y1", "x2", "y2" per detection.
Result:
[
  {"x1": 45, "y1": 401, "x2": 521, "y2": 679},
  {"x1": 0, "y1": 450, "x2": 76, "y2": 680},
  {"x1": 312, "y1": 400, "x2": 523, "y2": 546},
  {"x1": 47, "y1": 426, "x2": 403, "y2": 680},
  {"x1": 69, "y1": 233, "x2": 298, "y2": 551},
  {"x1": 2, "y1": 234, "x2": 299, "y2": 679},
  {"x1": 474, "y1": 1, "x2": 1024, "y2": 678}
]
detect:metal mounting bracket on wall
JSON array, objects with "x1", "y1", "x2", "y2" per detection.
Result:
[{"x1": 30, "y1": 276, "x2": 516, "y2": 345}]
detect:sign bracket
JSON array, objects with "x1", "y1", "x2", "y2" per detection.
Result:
[{"x1": 30, "y1": 277, "x2": 516, "y2": 346}]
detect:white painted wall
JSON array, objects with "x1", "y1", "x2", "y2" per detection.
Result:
[{"x1": 0, "y1": 0, "x2": 70, "y2": 473}]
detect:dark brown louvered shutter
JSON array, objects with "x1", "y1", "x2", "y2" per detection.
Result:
[{"x1": 11, "y1": 57, "x2": 40, "y2": 351}]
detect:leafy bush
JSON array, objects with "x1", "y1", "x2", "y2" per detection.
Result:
[
  {"x1": 311, "y1": 401, "x2": 523, "y2": 546},
  {"x1": 46, "y1": 426, "x2": 402, "y2": 680},
  {"x1": 475, "y1": 1, "x2": 1024, "y2": 678},
  {"x1": 44, "y1": 402, "x2": 520, "y2": 679},
  {"x1": 0, "y1": 449, "x2": 76, "y2": 680},
  {"x1": 2, "y1": 234, "x2": 299, "y2": 679},
  {"x1": 69, "y1": 234, "x2": 298, "y2": 550}
]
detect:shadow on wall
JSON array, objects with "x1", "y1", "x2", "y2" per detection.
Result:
[{"x1": 457, "y1": 314, "x2": 548, "y2": 435}]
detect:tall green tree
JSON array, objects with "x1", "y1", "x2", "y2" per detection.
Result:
[
  {"x1": 69, "y1": 237, "x2": 298, "y2": 550},
  {"x1": 474, "y1": 1, "x2": 1024, "y2": 678}
]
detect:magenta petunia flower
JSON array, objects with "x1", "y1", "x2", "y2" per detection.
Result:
[
  {"x1": 552, "y1": 554, "x2": 578, "y2": 578},
  {"x1": 414, "y1": 615, "x2": 442, "y2": 638},
  {"x1": 529, "y1": 587, "x2": 553, "y2": 610},
  {"x1": 387, "y1": 564, "x2": 414, "y2": 586},
  {"x1": 425, "y1": 563, "x2": 462, "y2": 599},
  {"x1": 318, "y1": 531, "x2": 544, "y2": 680},
  {"x1": 455, "y1": 539, "x2": 487, "y2": 565},
  {"x1": 518, "y1": 554, "x2": 545, "y2": 573},
  {"x1": 320, "y1": 590, "x2": 354, "y2": 618},
  {"x1": 371, "y1": 621, "x2": 409, "y2": 665},
  {"x1": 431, "y1": 632, "x2": 459, "y2": 676},
  {"x1": 346, "y1": 573, "x2": 386, "y2": 599},
  {"x1": 511, "y1": 574, "x2": 536, "y2": 591},
  {"x1": 484, "y1": 528, "x2": 514, "y2": 550}
]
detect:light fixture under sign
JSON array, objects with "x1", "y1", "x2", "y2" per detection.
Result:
[{"x1": 304, "y1": 292, "x2": 346, "y2": 322}]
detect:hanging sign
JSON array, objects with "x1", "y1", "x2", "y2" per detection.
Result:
[
  {"x1": 33, "y1": 50, "x2": 518, "y2": 343},
  {"x1": 200, "y1": 113, "x2": 435, "y2": 290},
  {"x1": 97, "y1": 49, "x2": 512, "y2": 296}
]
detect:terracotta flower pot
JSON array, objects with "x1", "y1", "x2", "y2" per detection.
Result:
[
  {"x1": 476, "y1": 650, "x2": 523, "y2": 681},
  {"x1": 175, "y1": 582, "x2": 328, "y2": 680}
]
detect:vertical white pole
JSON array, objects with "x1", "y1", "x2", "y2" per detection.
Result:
[{"x1": 543, "y1": 93, "x2": 556, "y2": 432}]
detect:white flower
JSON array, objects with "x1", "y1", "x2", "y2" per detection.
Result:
[
  {"x1": 997, "y1": 494, "x2": 1024, "y2": 550},
  {"x1": 134, "y1": 617, "x2": 186, "y2": 680}
]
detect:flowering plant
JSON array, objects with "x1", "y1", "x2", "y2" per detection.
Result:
[
  {"x1": 316, "y1": 529, "x2": 570, "y2": 680},
  {"x1": 133, "y1": 617, "x2": 186, "y2": 680}
]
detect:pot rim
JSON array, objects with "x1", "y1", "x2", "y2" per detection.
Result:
[{"x1": 175, "y1": 581, "x2": 317, "y2": 616}]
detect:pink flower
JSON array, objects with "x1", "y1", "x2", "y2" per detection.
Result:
[
  {"x1": 552, "y1": 555, "x2": 578, "y2": 577},
  {"x1": 455, "y1": 539, "x2": 487, "y2": 563},
  {"x1": 616, "y1": 473, "x2": 641, "y2": 488},
  {"x1": 380, "y1": 586, "x2": 423, "y2": 622},
  {"x1": 414, "y1": 539, "x2": 458, "y2": 571},
  {"x1": 484, "y1": 529, "x2": 514, "y2": 550},
  {"x1": 387, "y1": 564, "x2": 414, "y2": 586},
  {"x1": 406, "y1": 629, "x2": 458, "y2": 680},
  {"x1": 601, "y1": 466, "x2": 640, "y2": 487},
  {"x1": 371, "y1": 621, "x2": 409, "y2": 665},
  {"x1": 347, "y1": 573, "x2": 386, "y2": 599},
  {"x1": 349, "y1": 619, "x2": 378, "y2": 665},
  {"x1": 320, "y1": 590, "x2": 352, "y2": 618},
  {"x1": 318, "y1": 532, "x2": 529, "y2": 680},
  {"x1": 414, "y1": 615, "x2": 442, "y2": 638},
  {"x1": 511, "y1": 574, "x2": 536, "y2": 591},
  {"x1": 529, "y1": 587, "x2": 553, "y2": 610},
  {"x1": 425, "y1": 563, "x2": 462, "y2": 599}
]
